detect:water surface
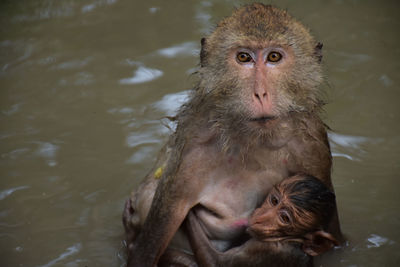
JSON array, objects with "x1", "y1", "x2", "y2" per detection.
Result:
[{"x1": 1, "y1": 0, "x2": 399, "y2": 266}]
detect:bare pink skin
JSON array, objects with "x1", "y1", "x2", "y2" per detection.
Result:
[{"x1": 232, "y1": 218, "x2": 249, "y2": 228}]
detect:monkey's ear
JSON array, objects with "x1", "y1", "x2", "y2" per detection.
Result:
[
  {"x1": 302, "y1": 230, "x2": 338, "y2": 256},
  {"x1": 314, "y1": 42, "x2": 323, "y2": 63},
  {"x1": 200, "y1": 37, "x2": 208, "y2": 67}
]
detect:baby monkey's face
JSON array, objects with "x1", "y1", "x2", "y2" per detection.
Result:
[{"x1": 248, "y1": 177, "x2": 318, "y2": 241}]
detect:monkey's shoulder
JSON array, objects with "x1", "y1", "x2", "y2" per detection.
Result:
[
  {"x1": 288, "y1": 114, "x2": 330, "y2": 150},
  {"x1": 285, "y1": 116, "x2": 332, "y2": 181}
]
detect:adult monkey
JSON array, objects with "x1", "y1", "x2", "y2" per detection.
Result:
[{"x1": 124, "y1": 3, "x2": 342, "y2": 266}]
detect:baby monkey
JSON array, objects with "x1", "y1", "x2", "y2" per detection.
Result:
[{"x1": 185, "y1": 174, "x2": 339, "y2": 267}]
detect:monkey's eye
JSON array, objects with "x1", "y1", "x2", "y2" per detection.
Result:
[
  {"x1": 279, "y1": 210, "x2": 291, "y2": 224},
  {"x1": 267, "y1": 51, "x2": 282, "y2": 63},
  {"x1": 237, "y1": 52, "x2": 252, "y2": 63},
  {"x1": 269, "y1": 194, "x2": 279, "y2": 206}
]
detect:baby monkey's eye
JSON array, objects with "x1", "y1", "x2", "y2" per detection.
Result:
[
  {"x1": 267, "y1": 51, "x2": 282, "y2": 63},
  {"x1": 237, "y1": 52, "x2": 252, "y2": 63},
  {"x1": 269, "y1": 194, "x2": 279, "y2": 206},
  {"x1": 279, "y1": 210, "x2": 291, "y2": 224}
]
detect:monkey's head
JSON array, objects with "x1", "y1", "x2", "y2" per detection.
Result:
[
  {"x1": 248, "y1": 174, "x2": 338, "y2": 256},
  {"x1": 197, "y1": 4, "x2": 324, "y2": 137}
]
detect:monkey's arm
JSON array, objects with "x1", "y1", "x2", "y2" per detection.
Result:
[
  {"x1": 185, "y1": 211, "x2": 220, "y2": 267},
  {"x1": 186, "y1": 211, "x2": 261, "y2": 267},
  {"x1": 159, "y1": 248, "x2": 198, "y2": 267},
  {"x1": 128, "y1": 175, "x2": 194, "y2": 267},
  {"x1": 186, "y1": 212, "x2": 313, "y2": 267}
]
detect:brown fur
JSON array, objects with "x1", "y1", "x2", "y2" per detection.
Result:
[
  {"x1": 182, "y1": 4, "x2": 324, "y2": 155},
  {"x1": 123, "y1": 4, "x2": 342, "y2": 267}
]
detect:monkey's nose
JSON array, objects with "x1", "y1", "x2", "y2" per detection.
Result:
[
  {"x1": 253, "y1": 90, "x2": 273, "y2": 115},
  {"x1": 254, "y1": 92, "x2": 267, "y2": 104}
]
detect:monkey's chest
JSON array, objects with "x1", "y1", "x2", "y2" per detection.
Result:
[{"x1": 193, "y1": 151, "x2": 289, "y2": 249}]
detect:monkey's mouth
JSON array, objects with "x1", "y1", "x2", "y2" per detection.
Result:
[
  {"x1": 250, "y1": 116, "x2": 277, "y2": 123},
  {"x1": 248, "y1": 227, "x2": 286, "y2": 241},
  {"x1": 247, "y1": 226, "x2": 273, "y2": 240}
]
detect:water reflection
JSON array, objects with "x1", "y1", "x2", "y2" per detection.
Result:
[
  {"x1": 126, "y1": 131, "x2": 163, "y2": 148},
  {"x1": 329, "y1": 132, "x2": 382, "y2": 161},
  {"x1": 38, "y1": 243, "x2": 82, "y2": 267},
  {"x1": 119, "y1": 66, "x2": 163, "y2": 85},
  {"x1": 2, "y1": 103, "x2": 23, "y2": 116},
  {"x1": 154, "y1": 90, "x2": 190, "y2": 116},
  {"x1": 0, "y1": 186, "x2": 30, "y2": 201},
  {"x1": 34, "y1": 142, "x2": 59, "y2": 167},
  {"x1": 53, "y1": 58, "x2": 92, "y2": 70},
  {"x1": 366, "y1": 234, "x2": 394, "y2": 249},
  {"x1": 195, "y1": 1, "x2": 213, "y2": 34},
  {"x1": 2, "y1": 147, "x2": 29, "y2": 160},
  {"x1": 127, "y1": 146, "x2": 157, "y2": 165},
  {"x1": 157, "y1": 42, "x2": 199, "y2": 58},
  {"x1": 379, "y1": 75, "x2": 393, "y2": 87},
  {"x1": 82, "y1": 0, "x2": 118, "y2": 14}
]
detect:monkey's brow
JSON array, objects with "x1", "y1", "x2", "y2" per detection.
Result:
[
  {"x1": 288, "y1": 43, "x2": 294, "y2": 46},
  {"x1": 271, "y1": 185, "x2": 281, "y2": 193}
]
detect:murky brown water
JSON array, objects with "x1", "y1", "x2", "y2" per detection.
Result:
[{"x1": 1, "y1": 0, "x2": 399, "y2": 266}]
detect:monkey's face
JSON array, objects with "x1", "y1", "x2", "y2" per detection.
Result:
[
  {"x1": 248, "y1": 184, "x2": 318, "y2": 241},
  {"x1": 227, "y1": 43, "x2": 298, "y2": 120},
  {"x1": 248, "y1": 187, "x2": 295, "y2": 240},
  {"x1": 222, "y1": 39, "x2": 322, "y2": 123},
  {"x1": 199, "y1": 4, "x2": 323, "y2": 131}
]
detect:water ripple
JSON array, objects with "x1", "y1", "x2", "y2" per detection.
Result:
[
  {"x1": 119, "y1": 66, "x2": 163, "y2": 85},
  {"x1": 1, "y1": 148, "x2": 30, "y2": 160},
  {"x1": 0, "y1": 186, "x2": 30, "y2": 201},
  {"x1": 82, "y1": 0, "x2": 118, "y2": 14},
  {"x1": 157, "y1": 42, "x2": 199, "y2": 58},
  {"x1": 153, "y1": 90, "x2": 190, "y2": 116},
  {"x1": 328, "y1": 132, "x2": 382, "y2": 161},
  {"x1": 38, "y1": 243, "x2": 82, "y2": 267},
  {"x1": 366, "y1": 234, "x2": 395, "y2": 248},
  {"x1": 34, "y1": 142, "x2": 59, "y2": 167},
  {"x1": 126, "y1": 146, "x2": 155, "y2": 164},
  {"x1": 2, "y1": 103, "x2": 23, "y2": 116},
  {"x1": 126, "y1": 132, "x2": 160, "y2": 148},
  {"x1": 53, "y1": 58, "x2": 91, "y2": 70}
]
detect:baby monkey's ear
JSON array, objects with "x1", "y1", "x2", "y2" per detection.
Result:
[{"x1": 302, "y1": 230, "x2": 339, "y2": 256}]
